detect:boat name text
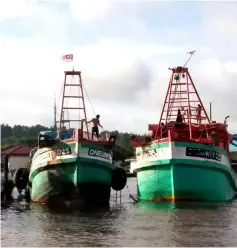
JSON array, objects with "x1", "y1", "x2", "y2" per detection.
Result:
[
  {"x1": 88, "y1": 148, "x2": 111, "y2": 162},
  {"x1": 186, "y1": 147, "x2": 222, "y2": 162},
  {"x1": 34, "y1": 147, "x2": 72, "y2": 162},
  {"x1": 137, "y1": 148, "x2": 158, "y2": 160}
]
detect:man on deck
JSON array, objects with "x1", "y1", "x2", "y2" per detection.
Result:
[
  {"x1": 196, "y1": 104, "x2": 202, "y2": 124},
  {"x1": 87, "y1": 115, "x2": 103, "y2": 140}
]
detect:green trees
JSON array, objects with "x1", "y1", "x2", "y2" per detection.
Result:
[{"x1": 1, "y1": 124, "x2": 144, "y2": 159}]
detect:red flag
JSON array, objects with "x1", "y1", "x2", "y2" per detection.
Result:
[
  {"x1": 61, "y1": 54, "x2": 73, "y2": 62},
  {"x1": 187, "y1": 50, "x2": 195, "y2": 55},
  {"x1": 130, "y1": 136, "x2": 141, "y2": 147}
]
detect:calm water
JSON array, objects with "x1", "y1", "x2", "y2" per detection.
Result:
[{"x1": 1, "y1": 178, "x2": 237, "y2": 247}]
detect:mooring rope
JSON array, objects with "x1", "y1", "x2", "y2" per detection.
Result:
[{"x1": 125, "y1": 185, "x2": 138, "y2": 203}]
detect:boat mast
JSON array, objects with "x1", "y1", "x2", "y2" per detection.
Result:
[
  {"x1": 54, "y1": 93, "x2": 57, "y2": 129},
  {"x1": 58, "y1": 68, "x2": 89, "y2": 139},
  {"x1": 155, "y1": 51, "x2": 211, "y2": 140},
  {"x1": 210, "y1": 102, "x2": 212, "y2": 122}
]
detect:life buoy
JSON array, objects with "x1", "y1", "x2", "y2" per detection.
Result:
[
  {"x1": 111, "y1": 167, "x2": 127, "y2": 191},
  {"x1": 13, "y1": 168, "x2": 29, "y2": 192}
]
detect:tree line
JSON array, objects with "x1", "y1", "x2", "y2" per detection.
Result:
[
  {"x1": 1, "y1": 123, "x2": 236, "y2": 157},
  {"x1": 1, "y1": 124, "x2": 146, "y2": 159}
]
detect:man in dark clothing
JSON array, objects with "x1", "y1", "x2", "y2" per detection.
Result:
[
  {"x1": 160, "y1": 122, "x2": 167, "y2": 138},
  {"x1": 87, "y1": 114, "x2": 103, "y2": 140}
]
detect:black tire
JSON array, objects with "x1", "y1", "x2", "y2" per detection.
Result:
[
  {"x1": 13, "y1": 168, "x2": 29, "y2": 191},
  {"x1": 111, "y1": 167, "x2": 127, "y2": 191}
]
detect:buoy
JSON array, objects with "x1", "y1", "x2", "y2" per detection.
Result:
[
  {"x1": 13, "y1": 168, "x2": 29, "y2": 192},
  {"x1": 111, "y1": 167, "x2": 127, "y2": 191}
]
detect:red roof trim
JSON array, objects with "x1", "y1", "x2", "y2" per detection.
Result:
[{"x1": 1, "y1": 145, "x2": 33, "y2": 156}]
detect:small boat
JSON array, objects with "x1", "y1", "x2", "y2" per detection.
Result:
[
  {"x1": 13, "y1": 69, "x2": 127, "y2": 205},
  {"x1": 130, "y1": 65, "x2": 237, "y2": 202}
]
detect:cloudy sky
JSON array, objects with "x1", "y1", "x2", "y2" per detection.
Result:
[{"x1": 0, "y1": 0, "x2": 237, "y2": 134}]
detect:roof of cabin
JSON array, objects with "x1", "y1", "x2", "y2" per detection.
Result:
[
  {"x1": 125, "y1": 156, "x2": 136, "y2": 162},
  {"x1": 1, "y1": 145, "x2": 32, "y2": 156}
]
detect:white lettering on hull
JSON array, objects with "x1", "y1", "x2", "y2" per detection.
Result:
[
  {"x1": 88, "y1": 148, "x2": 111, "y2": 162},
  {"x1": 33, "y1": 147, "x2": 72, "y2": 164}
]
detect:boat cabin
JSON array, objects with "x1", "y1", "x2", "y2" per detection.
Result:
[{"x1": 37, "y1": 127, "x2": 116, "y2": 149}]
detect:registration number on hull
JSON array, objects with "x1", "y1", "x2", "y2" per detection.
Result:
[
  {"x1": 136, "y1": 148, "x2": 158, "y2": 161},
  {"x1": 186, "y1": 147, "x2": 222, "y2": 162},
  {"x1": 54, "y1": 147, "x2": 72, "y2": 156},
  {"x1": 33, "y1": 147, "x2": 72, "y2": 163}
]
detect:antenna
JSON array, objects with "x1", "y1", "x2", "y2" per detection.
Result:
[{"x1": 54, "y1": 93, "x2": 57, "y2": 129}]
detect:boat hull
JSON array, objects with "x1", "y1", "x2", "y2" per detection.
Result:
[
  {"x1": 135, "y1": 142, "x2": 237, "y2": 202},
  {"x1": 28, "y1": 142, "x2": 113, "y2": 205}
]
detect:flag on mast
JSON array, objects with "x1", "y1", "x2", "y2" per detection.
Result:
[
  {"x1": 61, "y1": 54, "x2": 73, "y2": 62},
  {"x1": 187, "y1": 50, "x2": 195, "y2": 55}
]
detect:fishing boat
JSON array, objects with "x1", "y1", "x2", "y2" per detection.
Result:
[
  {"x1": 130, "y1": 63, "x2": 237, "y2": 202},
  {"x1": 13, "y1": 69, "x2": 127, "y2": 205}
]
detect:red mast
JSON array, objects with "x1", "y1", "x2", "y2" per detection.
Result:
[
  {"x1": 58, "y1": 69, "x2": 89, "y2": 139},
  {"x1": 154, "y1": 66, "x2": 210, "y2": 140}
]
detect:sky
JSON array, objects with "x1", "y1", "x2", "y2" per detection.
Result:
[{"x1": 0, "y1": 0, "x2": 237, "y2": 134}]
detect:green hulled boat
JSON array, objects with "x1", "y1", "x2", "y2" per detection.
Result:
[
  {"x1": 14, "y1": 69, "x2": 127, "y2": 205},
  {"x1": 130, "y1": 65, "x2": 237, "y2": 202},
  {"x1": 28, "y1": 134, "x2": 116, "y2": 204}
]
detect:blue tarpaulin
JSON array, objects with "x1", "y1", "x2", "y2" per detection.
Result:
[
  {"x1": 230, "y1": 139, "x2": 237, "y2": 151},
  {"x1": 39, "y1": 130, "x2": 74, "y2": 140}
]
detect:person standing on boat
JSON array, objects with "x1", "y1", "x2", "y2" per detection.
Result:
[
  {"x1": 196, "y1": 104, "x2": 202, "y2": 124},
  {"x1": 160, "y1": 122, "x2": 167, "y2": 138},
  {"x1": 87, "y1": 115, "x2": 103, "y2": 140},
  {"x1": 181, "y1": 107, "x2": 188, "y2": 123}
]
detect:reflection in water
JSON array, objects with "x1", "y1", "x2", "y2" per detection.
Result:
[
  {"x1": 170, "y1": 201, "x2": 237, "y2": 247},
  {"x1": 31, "y1": 203, "x2": 123, "y2": 247},
  {"x1": 2, "y1": 178, "x2": 237, "y2": 247}
]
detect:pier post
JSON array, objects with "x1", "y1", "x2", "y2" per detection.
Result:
[
  {"x1": 4, "y1": 155, "x2": 9, "y2": 201},
  {"x1": 210, "y1": 102, "x2": 212, "y2": 122}
]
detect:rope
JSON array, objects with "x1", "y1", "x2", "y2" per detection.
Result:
[
  {"x1": 82, "y1": 84, "x2": 96, "y2": 116},
  {"x1": 56, "y1": 84, "x2": 63, "y2": 118},
  {"x1": 125, "y1": 185, "x2": 137, "y2": 203},
  {"x1": 82, "y1": 84, "x2": 105, "y2": 133},
  {"x1": 167, "y1": 74, "x2": 179, "y2": 121}
]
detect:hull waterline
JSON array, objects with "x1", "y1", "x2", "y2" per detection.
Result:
[{"x1": 135, "y1": 142, "x2": 237, "y2": 202}]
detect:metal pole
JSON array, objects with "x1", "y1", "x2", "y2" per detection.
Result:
[
  {"x1": 183, "y1": 50, "x2": 196, "y2": 68},
  {"x1": 54, "y1": 94, "x2": 57, "y2": 129},
  {"x1": 210, "y1": 102, "x2": 212, "y2": 122},
  {"x1": 4, "y1": 155, "x2": 9, "y2": 201}
]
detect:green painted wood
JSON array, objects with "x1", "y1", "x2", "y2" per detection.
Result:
[{"x1": 135, "y1": 141, "x2": 237, "y2": 202}]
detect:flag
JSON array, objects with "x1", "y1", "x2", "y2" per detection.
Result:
[
  {"x1": 187, "y1": 50, "x2": 195, "y2": 55},
  {"x1": 61, "y1": 54, "x2": 73, "y2": 62},
  {"x1": 130, "y1": 136, "x2": 141, "y2": 147}
]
